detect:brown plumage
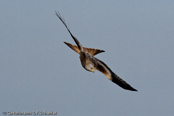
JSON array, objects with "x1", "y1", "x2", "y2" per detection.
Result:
[
  {"x1": 64, "y1": 42, "x2": 105, "y2": 56},
  {"x1": 56, "y1": 11, "x2": 137, "y2": 91}
]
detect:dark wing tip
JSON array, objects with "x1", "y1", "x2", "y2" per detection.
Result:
[
  {"x1": 55, "y1": 11, "x2": 61, "y2": 19},
  {"x1": 127, "y1": 86, "x2": 137, "y2": 91},
  {"x1": 111, "y1": 72, "x2": 138, "y2": 91},
  {"x1": 115, "y1": 81, "x2": 138, "y2": 91}
]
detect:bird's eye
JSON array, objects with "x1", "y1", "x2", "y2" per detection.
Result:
[{"x1": 90, "y1": 67, "x2": 94, "y2": 72}]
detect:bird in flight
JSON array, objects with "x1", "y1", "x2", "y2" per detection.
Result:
[{"x1": 55, "y1": 12, "x2": 137, "y2": 91}]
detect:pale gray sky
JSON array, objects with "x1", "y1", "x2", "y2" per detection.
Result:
[{"x1": 1, "y1": 0, "x2": 174, "y2": 116}]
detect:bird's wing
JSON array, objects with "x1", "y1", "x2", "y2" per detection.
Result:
[
  {"x1": 64, "y1": 42, "x2": 105, "y2": 56},
  {"x1": 94, "y1": 58, "x2": 137, "y2": 91},
  {"x1": 55, "y1": 11, "x2": 83, "y2": 51}
]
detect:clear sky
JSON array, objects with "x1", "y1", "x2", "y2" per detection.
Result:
[{"x1": 1, "y1": 0, "x2": 174, "y2": 116}]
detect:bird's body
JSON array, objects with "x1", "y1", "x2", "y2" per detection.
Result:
[
  {"x1": 56, "y1": 12, "x2": 137, "y2": 91},
  {"x1": 79, "y1": 52, "x2": 93, "y2": 72}
]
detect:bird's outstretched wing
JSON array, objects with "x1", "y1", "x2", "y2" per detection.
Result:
[
  {"x1": 56, "y1": 11, "x2": 137, "y2": 91},
  {"x1": 94, "y1": 58, "x2": 137, "y2": 91},
  {"x1": 64, "y1": 42, "x2": 105, "y2": 56},
  {"x1": 55, "y1": 11, "x2": 83, "y2": 51}
]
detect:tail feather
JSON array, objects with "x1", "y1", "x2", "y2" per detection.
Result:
[{"x1": 64, "y1": 42, "x2": 105, "y2": 56}]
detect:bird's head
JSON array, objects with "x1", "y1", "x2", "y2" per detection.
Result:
[{"x1": 86, "y1": 63, "x2": 95, "y2": 73}]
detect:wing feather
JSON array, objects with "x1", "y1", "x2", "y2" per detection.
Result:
[
  {"x1": 95, "y1": 58, "x2": 137, "y2": 91},
  {"x1": 55, "y1": 11, "x2": 83, "y2": 51}
]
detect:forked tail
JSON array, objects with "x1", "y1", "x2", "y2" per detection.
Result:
[{"x1": 64, "y1": 42, "x2": 105, "y2": 56}]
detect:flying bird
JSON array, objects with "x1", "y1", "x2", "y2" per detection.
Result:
[{"x1": 55, "y1": 12, "x2": 137, "y2": 91}]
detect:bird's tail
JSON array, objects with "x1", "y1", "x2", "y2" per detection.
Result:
[{"x1": 64, "y1": 42, "x2": 105, "y2": 56}]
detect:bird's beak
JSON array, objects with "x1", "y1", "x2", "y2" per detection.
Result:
[{"x1": 91, "y1": 69, "x2": 95, "y2": 73}]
